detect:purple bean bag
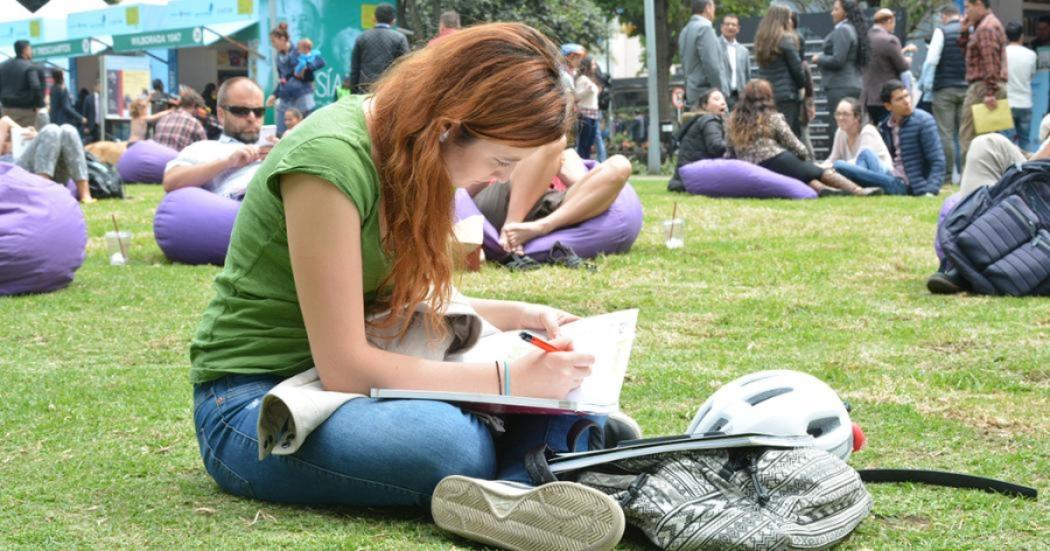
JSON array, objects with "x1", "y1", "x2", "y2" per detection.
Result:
[
  {"x1": 0, "y1": 163, "x2": 87, "y2": 295},
  {"x1": 934, "y1": 192, "x2": 963, "y2": 261},
  {"x1": 153, "y1": 187, "x2": 240, "y2": 265},
  {"x1": 116, "y1": 140, "x2": 178, "y2": 184},
  {"x1": 454, "y1": 184, "x2": 644, "y2": 263},
  {"x1": 679, "y1": 159, "x2": 817, "y2": 199}
]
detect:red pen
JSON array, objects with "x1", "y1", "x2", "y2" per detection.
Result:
[{"x1": 519, "y1": 332, "x2": 559, "y2": 352}]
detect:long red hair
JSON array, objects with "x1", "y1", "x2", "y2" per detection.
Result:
[{"x1": 369, "y1": 23, "x2": 573, "y2": 335}]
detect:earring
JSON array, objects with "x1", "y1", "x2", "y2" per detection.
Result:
[{"x1": 439, "y1": 129, "x2": 449, "y2": 143}]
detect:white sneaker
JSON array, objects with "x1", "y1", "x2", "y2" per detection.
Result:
[{"x1": 432, "y1": 475, "x2": 625, "y2": 551}]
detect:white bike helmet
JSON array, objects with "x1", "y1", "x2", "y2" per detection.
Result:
[{"x1": 687, "y1": 370, "x2": 857, "y2": 460}]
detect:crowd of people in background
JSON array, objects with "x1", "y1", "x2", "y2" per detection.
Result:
[{"x1": 672, "y1": 0, "x2": 1050, "y2": 198}]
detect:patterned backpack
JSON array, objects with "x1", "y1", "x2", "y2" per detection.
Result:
[{"x1": 526, "y1": 432, "x2": 872, "y2": 551}]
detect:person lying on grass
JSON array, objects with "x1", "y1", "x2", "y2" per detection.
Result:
[
  {"x1": 0, "y1": 116, "x2": 94, "y2": 202},
  {"x1": 188, "y1": 22, "x2": 628, "y2": 550}
]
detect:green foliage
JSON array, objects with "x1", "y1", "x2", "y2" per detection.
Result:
[{"x1": 402, "y1": 0, "x2": 611, "y2": 50}]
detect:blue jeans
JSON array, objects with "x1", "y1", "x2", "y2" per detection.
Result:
[
  {"x1": 275, "y1": 94, "x2": 316, "y2": 137},
  {"x1": 595, "y1": 119, "x2": 608, "y2": 162},
  {"x1": 193, "y1": 374, "x2": 605, "y2": 507},
  {"x1": 833, "y1": 148, "x2": 908, "y2": 195},
  {"x1": 1001, "y1": 108, "x2": 1032, "y2": 152},
  {"x1": 576, "y1": 116, "x2": 598, "y2": 160}
]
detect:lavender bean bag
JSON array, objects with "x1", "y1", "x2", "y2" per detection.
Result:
[
  {"x1": 0, "y1": 163, "x2": 87, "y2": 295},
  {"x1": 153, "y1": 187, "x2": 240, "y2": 265},
  {"x1": 116, "y1": 140, "x2": 178, "y2": 184},
  {"x1": 934, "y1": 192, "x2": 963, "y2": 261},
  {"x1": 454, "y1": 184, "x2": 644, "y2": 263},
  {"x1": 679, "y1": 159, "x2": 817, "y2": 199}
]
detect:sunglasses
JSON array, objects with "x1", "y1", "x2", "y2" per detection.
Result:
[{"x1": 222, "y1": 105, "x2": 266, "y2": 118}]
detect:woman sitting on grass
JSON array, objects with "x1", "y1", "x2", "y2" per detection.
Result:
[
  {"x1": 668, "y1": 88, "x2": 728, "y2": 192},
  {"x1": 820, "y1": 97, "x2": 904, "y2": 193},
  {"x1": 0, "y1": 116, "x2": 94, "y2": 202},
  {"x1": 727, "y1": 79, "x2": 881, "y2": 197},
  {"x1": 189, "y1": 23, "x2": 626, "y2": 550}
]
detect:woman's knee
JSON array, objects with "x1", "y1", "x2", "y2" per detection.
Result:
[
  {"x1": 36, "y1": 124, "x2": 61, "y2": 141},
  {"x1": 604, "y1": 154, "x2": 633, "y2": 183},
  {"x1": 59, "y1": 124, "x2": 80, "y2": 142}
]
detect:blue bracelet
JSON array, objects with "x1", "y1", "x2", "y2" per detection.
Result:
[{"x1": 503, "y1": 360, "x2": 511, "y2": 396}]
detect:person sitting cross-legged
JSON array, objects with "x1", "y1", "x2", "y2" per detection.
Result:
[
  {"x1": 822, "y1": 97, "x2": 906, "y2": 193},
  {"x1": 873, "y1": 80, "x2": 947, "y2": 196},
  {"x1": 466, "y1": 134, "x2": 632, "y2": 256},
  {"x1": 162, "y1": 78, "x2": 275, "y2": 200}
]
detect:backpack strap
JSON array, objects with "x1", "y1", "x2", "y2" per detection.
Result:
[
  {"x1": 524, "y1": 419, "x2": 602, "y2": 486},
  {"x1": 525, "y1": 443, "x2": 559, "y2": 485},
  {"x1": 858, "y1": 469, "x2": 1037, "y2": 499}
]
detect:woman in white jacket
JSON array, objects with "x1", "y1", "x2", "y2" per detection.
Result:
[{"x1": 574, "y1": 56, "x2": 601, "y2": 159}]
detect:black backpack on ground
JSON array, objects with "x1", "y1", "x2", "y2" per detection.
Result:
[
  {"x1": 936, "y1": 159, "x2": 1050, "y2": 296},
  {"x1": 85, "y1": 151, "x2": 124, "y2": 199}
]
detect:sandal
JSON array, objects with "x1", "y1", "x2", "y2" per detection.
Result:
[
  {"x1": 549, "y1": 241, "x2": 597, "y2": 272},
  {"x1": 502, "y1": 252, "x2": 542, "y2": 271}
]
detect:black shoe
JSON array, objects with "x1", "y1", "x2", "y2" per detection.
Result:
[
  {"x1": 549, "y1": 241, "x2": 597, "y2": 271},
  {"x1": 502, "y1": 253, "x2": 542, "y2": 272},
  {"x1": 927, "y1": 272, "x2": 965, "y2": 294}
]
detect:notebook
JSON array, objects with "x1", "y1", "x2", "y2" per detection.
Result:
[
  {"x1": 371, "y1": 309, "x2": 639, "y2": 414},
  {"x1": 972, "y1": 100, "x2": 1014, "y2": 135}
]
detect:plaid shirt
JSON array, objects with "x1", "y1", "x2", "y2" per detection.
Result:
[
  {"x1": 153, "y1": 109, "x2": 207, "y2": 152},
  {"x1": 963, "y1": 12, "x2": 1008, "y2": 95}
]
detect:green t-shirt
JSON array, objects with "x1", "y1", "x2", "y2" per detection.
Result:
[{"x1": 189, "y1": 96, "x2": 389, "y2": 384}]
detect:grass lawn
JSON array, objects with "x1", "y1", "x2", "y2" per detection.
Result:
[{"x1": 2, "y1": 180, "x2": 1047, "y2": 549}]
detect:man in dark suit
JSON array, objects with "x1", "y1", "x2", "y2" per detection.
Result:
[
  {"x1": 81, "y1": 80, "x2": 101, "y2": 143},
  {"x1": 719, "y1": 13, "x2": 751, "y2": 110},
  {"x1": 0, "y1": 40, "x2": 44, "y2": 127},
  {"x1": 860, "y1": 9, "x2": 915, "y2": 124}
]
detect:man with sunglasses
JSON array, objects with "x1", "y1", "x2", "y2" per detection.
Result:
[{"x1": 163, "y1": 78, "x2": 275, "y2": 200}]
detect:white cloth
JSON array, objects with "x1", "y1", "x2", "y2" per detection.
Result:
[
  {"x1": 256, "y1": 291, "x2": 489, "y2": 459},
  {"x1": 725, "y1": 40, "x2": 739, "y2": 90},
  {"x1": 926, "y1": 28, "x2": 945, "y2": 68},
  {"x1": 164, "y1": 134, "x2": 260, "y2": 199},
  {"x1": 1006, "y1": 44, "x2": 1038, "y2": 109},
  {"x1": 823, "y1": 124, "x2": 894, "y2": 168},
  {"x1": 574, "y1": 74, "x2": 599, "y2": 111}
]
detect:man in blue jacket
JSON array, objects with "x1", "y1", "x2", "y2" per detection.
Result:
[{"x1": 876, "y1": 80, "x2": 946, "y2": 195}]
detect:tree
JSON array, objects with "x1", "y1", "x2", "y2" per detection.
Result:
[{"x1": 398, "y1": 0, "x2": 611, "y2": 50}]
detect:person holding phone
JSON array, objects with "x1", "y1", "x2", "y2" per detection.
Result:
[{"x1": 163, "y1": 78, "x2": 276, "y2": 200}]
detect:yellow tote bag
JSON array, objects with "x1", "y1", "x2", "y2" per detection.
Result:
[{"x1": 972, "y1": 100, "x2": 1014, "y2": 135}]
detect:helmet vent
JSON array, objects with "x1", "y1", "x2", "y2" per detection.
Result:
[
  {"x1": 710, "y1": 417, "x2": 729, "y2": 432},
  {"x1": 806, "y1": 416, "x2": 842, "y2": 438},
  {"x1": 746, "y1": 387, "x2": 792, "y2": 406}
]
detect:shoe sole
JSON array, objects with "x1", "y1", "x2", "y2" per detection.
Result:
[
  {"x1": 927, "y1": 276, "x2": 964, "y2": 295},
  {"x1": 432, "y1": 476, "x2": 625, "y2": 551}
]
